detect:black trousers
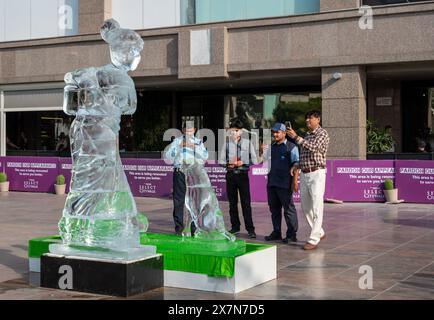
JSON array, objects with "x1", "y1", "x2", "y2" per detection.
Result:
[
  {"x1": 172, "y1": 170, "x2": 186, "y2": 232},
  {"x1": 172, "y1": 170, "x2": 196, "y2": 233},
  {"x1": 267, "y1": 186, "x2": 298, "y2": 237},
  {"x1": 226, "y1": 171, "x2": 255, "y2": 233}
]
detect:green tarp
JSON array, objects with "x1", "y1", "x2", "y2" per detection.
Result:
[{"x1": 28, "y1": 233, "x2": 272, "y2": 277}]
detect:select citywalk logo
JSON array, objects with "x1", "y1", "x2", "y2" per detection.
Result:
[
  {"x1": 363, "y1": 188, "x2": 383, "y2": 200},
  {"x1": 24, "y1": 179, "x2": 38, "y2": 189},
  {"x1": 139, "y1": 184, "x2": 156, "y2": 194},
  {"x1": 427, "y1": 191, "x2": 434, "y2": 201}
]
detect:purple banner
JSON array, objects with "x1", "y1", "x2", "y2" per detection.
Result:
[
  {"x1": 3, "y1": 157, "x2": 59, "y2": 193},
  {"x1": 324, "y1": 161, "x2": 333, "y2": 200},
  {"x1": 332, "y1": 160, "x2": 395, "y2": 202},
  {"x1": 204, "y1": 164, "x2": 228, "y2": 201},
  {"x1": 2, "y1": 155, "x2": 433, "y2": 205},
  {"x1": 58, "y1": 158, "x2": 72, "y2": 193},
  {"x1": 249, "y1": 161, "x2": 333, "y2": 203},
  {"x1": 395, "y1": 161, "x2": 434, "y2": 204},
  {"x1": 249, "y1": 165, "x2": 269, "y2": 202},
  {"x1": 249, "y1": 164, "x2": 302, "y2": 202},
  {"x1": 122, "y1": 159, "x2": 173, "y2": 198},
  {"x1": 56, "y1": 158, "x2": 229, "y2": 201}
]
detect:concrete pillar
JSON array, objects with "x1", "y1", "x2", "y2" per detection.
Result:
[
  {"x1": 178, "y1": 27, "x2": 228, "y2": 79},
  {"x1": 322, "y1": 66, "x2": 367, "y2": 160},
  {"x1": 320, "y1": 0, "x2": 360, "y2": 12},
  {"x1": 79, "y1": 0, "x2": 112, "y2": 35}
]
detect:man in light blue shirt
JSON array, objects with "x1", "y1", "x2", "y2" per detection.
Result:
[{"x1": 165, "y1": 121, "x2": 208, "y2": 235}]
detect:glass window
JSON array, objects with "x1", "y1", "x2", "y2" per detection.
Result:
[
  {"x1": 6, "y1": 111, "x2": 72, "y2": 156},
  {"x1": 5, "y1": 91, "x2": 173, "y2": 157},
  {"x1": 0, "y1": 0, "x2": 79, "y2": 42},
  {"x1": 362, "y1": 0, "x2": 432, "y2": 6},
  {"x1": 194, "y1": 0, "x2": 320, "y2": 24},
  {"x1": 225, "y1": 92, "x2": 322, "y2": 136},
  {"x1": 119, "y1": 91, "x2": 172, "y2": 155},
  {"x1": 112, "y1": 0, "x2": 319, "y2": 30}
]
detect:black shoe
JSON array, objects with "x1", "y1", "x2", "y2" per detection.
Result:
[
  {"x1": 229, "y1": 228, "x2": 240, "y2": 234},
  {"x1": 282, "y1": 235, "x2": 297, "y2": 243},
  {"x1": 264, "y1": 232, "x2": 282, "y2": 241},
  {"x1": 248, "y1": 232, "x2": 256, "y2": 239}
]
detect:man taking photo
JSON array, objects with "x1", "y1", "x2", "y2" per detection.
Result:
[{"x1": 287, "y1": 110, "x2": 330, "y2": 250}]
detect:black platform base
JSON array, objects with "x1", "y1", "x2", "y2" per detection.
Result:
[{"x1": 40, "y1": 253, "x2": 164, "y2": 297}]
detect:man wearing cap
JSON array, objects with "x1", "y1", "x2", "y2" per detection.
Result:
[
  {"x1": 287, "y1": 110, "x2": 330, "y2": 250},
  {"x1": 263, "y1": 123, "x2": 299, "y2": 243}
]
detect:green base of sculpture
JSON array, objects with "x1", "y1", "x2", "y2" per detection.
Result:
[{"x1": 140, "y1": 232, "x2": 246, "y2": 257}]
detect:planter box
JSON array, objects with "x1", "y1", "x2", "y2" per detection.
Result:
[{"x1": 54, "y1": 184, "x2": 66, "y2": 195}]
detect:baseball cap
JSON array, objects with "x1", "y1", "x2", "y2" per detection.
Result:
[{"x1": 271, "y1": 123, "x2": 286, "y2": 132}]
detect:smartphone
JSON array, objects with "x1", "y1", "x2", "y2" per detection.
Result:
[{"x1": 285, "y1": 121, "x2": 292, "y2": 130}]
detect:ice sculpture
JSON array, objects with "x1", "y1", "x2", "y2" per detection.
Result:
[
  {"x1": 50, "y1": 19, "x2": 154, "y2": 260},
  {"x1": 176, "y1": 134, "x2": 235, "y2": 242}
]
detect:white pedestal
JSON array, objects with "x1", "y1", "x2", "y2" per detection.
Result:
[{"x1": 164, "y1": 245, "x2": 276, "y2": 294}]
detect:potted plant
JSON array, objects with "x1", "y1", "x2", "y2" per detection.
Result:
[
  {"x1": 54, "y1": 175, "x2": 66, "y2": 195},
  {"x1": 0, "y1": 172, "x2": 9, "y2": 192},
  {"x1": 367, "y1": 120, "x2": 395, "y2": 154},
  {"x1": 383, "y1": 179, "x2": 398, "y2": 203}
]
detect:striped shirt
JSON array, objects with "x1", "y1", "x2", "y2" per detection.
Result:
[{"x1": 295, "y1": 126, "x2": 330, "y2": 171}]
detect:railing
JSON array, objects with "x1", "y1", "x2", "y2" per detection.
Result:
[
  {"x1": 7, "y1": 150, "x2": 434, "y2": 161},
  {"x1": 362, "y1": 0, "x2": 433, "y2": 6},
  {"x1": 6, "y1": 150, "x2": 162, "y2": 159},
  {"x1": 367, "y1": 153, "x2": 434, "y2": 160}
]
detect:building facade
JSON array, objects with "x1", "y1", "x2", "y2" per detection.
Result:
[{"x1": 1, "y1": 0, "x2": 434, "y2": 159}]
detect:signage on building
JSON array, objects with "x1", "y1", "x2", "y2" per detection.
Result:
[
  {"x1": 333, "y1": 160, "x2": 395, "y2": 202},
  {"x1": 395, "y1": 161, "x2": 434, "y2": 204},
  {"x1": 376, "y1": 97, "x2": 393, "y2": 106},
  {"x1": 3, "y1": 157, "x2": 59, "y2": 193},
  {"x1": 1, "y1": 157, "x2": 433, "y2": 204}
]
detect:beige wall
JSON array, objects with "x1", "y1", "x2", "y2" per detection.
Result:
[
  {"x1": 367, "y1": 79, "x2": 402, "y2": 152},
  {"x1": 79, "y1": 0, "x2": 112, "y2": 35},
  {"x1": 2, "y1": 1, "x2": 434, "y2": 159},
  {"x1": 2, "y1": 2, "x2": 434, "y2": 84},
  {"x1": 320, "y1": 0, "x2": 360, "y2": 12}
]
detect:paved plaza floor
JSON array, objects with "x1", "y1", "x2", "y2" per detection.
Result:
[{"x1": 0, "y1": 192, "x2": 433, "y2": 300}]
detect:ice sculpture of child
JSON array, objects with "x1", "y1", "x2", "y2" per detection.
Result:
[{"x1": 177, "y1": 134, "x2": 235, "y2": 242}]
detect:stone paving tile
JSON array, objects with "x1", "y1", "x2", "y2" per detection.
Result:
[{"x1": 0, "y1": 192, "x2": 433, "y2": 300}]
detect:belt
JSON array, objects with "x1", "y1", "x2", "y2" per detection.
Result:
[
  {"x1": 302, "y1": 166, "x2": 325, "y2": 174},
  {"x1": 227, "y1": 169, "x2": 248, "y2": 174}
]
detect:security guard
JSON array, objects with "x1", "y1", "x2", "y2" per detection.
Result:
[
  {"x1": 165, "y1": 121, "x2": 208, "y2": 235},
  {"x1": 263, "y1": 123, "x2": 299, "y2": 243}
]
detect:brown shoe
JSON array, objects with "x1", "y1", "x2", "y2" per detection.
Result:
[
  {"x1": 303, "y1": 242, "x2": 318, "y2": 250},
  {"x1": 320, "y1": 234, "x2": 326, "y2": 241}
]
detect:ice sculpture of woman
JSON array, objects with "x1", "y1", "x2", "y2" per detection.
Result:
[{"x1": 53, "y1": 19, "x2": 151, "y2": 259}]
